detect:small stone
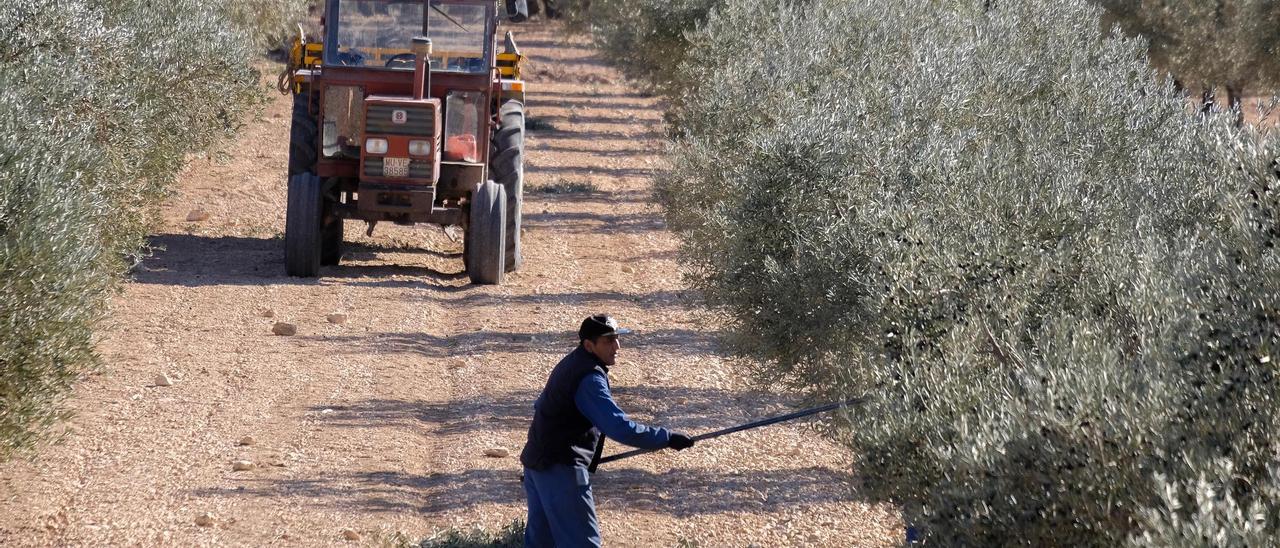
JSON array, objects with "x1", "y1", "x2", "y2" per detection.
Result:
[
  {"x1": 483, "y1": 447, "x2": 510, "y2": 458},
  {"x1": 341, "y1": 528, "x2": 360, "y2": 541},
  {"x1": 326, "y1": 313, "x2": 347, "y2": 325},
  {"x1": 153, "y1": 374, "x2": 173, "y2": 387},
  {"x1": 232, "y1": 460, "x2": 255, "y2": 471},
  {"x1": 620, "y1": 265, "x2": 635, "y2": 274},
  {"x1": 194, "y1": 513, "x2": 214, "y2": 527},
  {"x1": 271, "y1": 322, "x2": 297, "y2": 336},
  {"x1": 186, "y1": 209, "x2": 210, "y2": 222},
  {"x1": 237, "y1": 436, "x2": 256, "y2": 446},
  {"x1": 258, "y1": 308, "x2": 275, "y2": 318}
]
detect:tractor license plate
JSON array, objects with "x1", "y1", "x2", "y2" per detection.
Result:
[{"x1": 383, "y1": 157, "x2": 410, "y2": 178}]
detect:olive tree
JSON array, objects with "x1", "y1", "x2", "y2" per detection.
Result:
[
  {"x1": 0, "y1": 0, "x2": 305, "y2": 457},
  {"x1": 653, "y1": 0, "x2": 1280, "y2": 543}
]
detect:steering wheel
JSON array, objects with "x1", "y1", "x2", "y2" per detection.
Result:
[
  {"x1": 384, "y1": 53, "x2": 417, "y2": 68},
  {"x1": 335, "y1": 49, "x2": 366, "y2": 66}
]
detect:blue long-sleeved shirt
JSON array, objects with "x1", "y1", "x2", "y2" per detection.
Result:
[{"x1": 573, "y1": 372, "x2": 670, "y2": 449}]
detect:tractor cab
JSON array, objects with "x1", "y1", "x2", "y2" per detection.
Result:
[
  {"x1": 281, "y1": 0, "x2": 527, "y2": 284},
  {"x1": 325, "y1": 1, "x2": 492, "y2": 73}
]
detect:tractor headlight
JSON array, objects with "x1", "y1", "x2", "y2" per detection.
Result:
[
  {"x1": 408, "y1": 139, "x2": 432, "y2": 157},
  {"x1": 365, "y1": 138, "x2": 388, "y2": 155}
]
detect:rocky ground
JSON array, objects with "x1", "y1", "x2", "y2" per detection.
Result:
[{"x1": 0, "y1": 20, "x2": 899, "y2": 547}]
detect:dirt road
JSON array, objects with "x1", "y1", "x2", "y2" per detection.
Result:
[{"x1": 0, "y1": 21, "x2": 897, "y2": 547}]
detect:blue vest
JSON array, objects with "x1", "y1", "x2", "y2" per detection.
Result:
[{"x1": 521, "y1": 346, "x2": 608, "y2": 470}]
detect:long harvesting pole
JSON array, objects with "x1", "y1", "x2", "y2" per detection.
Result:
[{"x1": 594, "y1": 399, "x2": 860, "y2": 467}]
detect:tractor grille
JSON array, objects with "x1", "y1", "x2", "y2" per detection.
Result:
[
  {"x1": 364, "y1": 157, "x2": 434, "y2": 179},
  {"x1": 366, "y1": 104, "x2": 434, "y2": 137}
]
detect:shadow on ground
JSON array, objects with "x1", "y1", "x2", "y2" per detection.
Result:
[
  {"x1": 527, "y1": 88, "x2": 652, "y2": 101},
  {"x1": 522, "y1": 211, "x2": 666, "y2": 235},
  {"x1": 522, "y1": 127, "x2": 665, "y2": 143},
  {"x1": 524, "y1": 189, "x2": 651, "y2": 205},
  {"x1": 527, "y1": 163, "x2": 657, "y2": 179},
  {"x1": 526, "y1": 95, "x2": 658, "y2": 110},
  {"x1": 305, "y1": 382, "x2": 785, "y2": 436},
  {"x1": 130, "y1": 233, "x2": 468, "y2": 287},
  {"x1": 528, "y1": 141, "x2": 657, "y2": 157},
  {"x1": 420, "y1": 288, "x2": 696, "y2": 308},
  {"x1": 192, "y1": 463, "x2": 857, "y2": 518},
  {"x1": 300, "y1": 325, "x2": 716, "y2": 360}
]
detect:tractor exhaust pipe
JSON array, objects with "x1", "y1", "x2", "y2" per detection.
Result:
[{"x1": 412, "y1": 37, "x2": 432, "y2": 100}]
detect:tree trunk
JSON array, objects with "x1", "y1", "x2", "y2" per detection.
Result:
[
  {"x1": 1226, "y1": 84, "x2": 1244, "y2": 126},
  {"x1": 1200, "y1": 87, "x2": 1216, "y2": 115}
]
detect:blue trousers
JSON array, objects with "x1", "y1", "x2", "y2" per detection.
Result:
[{"x1": 523, "y1": 464, "x2": 601, "y2": 547}]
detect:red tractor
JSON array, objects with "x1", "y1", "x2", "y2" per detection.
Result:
[{"x1": 281, "y1": 0, "x2": 529, "y2": 284}]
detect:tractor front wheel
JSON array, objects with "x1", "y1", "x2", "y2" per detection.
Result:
[
  {"x1": 285, "y1": 173, "x2": 323, "y2": 277},
  {"x1": 465, "y1": 180, "x2": 507, "y2": 285}
]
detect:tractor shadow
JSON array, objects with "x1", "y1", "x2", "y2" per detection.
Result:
[{"x1": 130, "y1": 233, "x2": 468, "y2": 288}]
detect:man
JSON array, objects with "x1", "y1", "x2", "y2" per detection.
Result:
[{"x1": 520, "y1": 315, "x2": 695, "y2": 547}]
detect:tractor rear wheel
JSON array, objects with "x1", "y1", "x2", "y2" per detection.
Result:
[
  {"x1": 288, "y1": 90, "x2": 317, "y2": 178},
  {"x1": 285, "y1": 173, "x2": 323, "y2": 277},
  {"x1": 491, "y1": 99, "x2": 524, "y2": 272},
  {"x1": 465, "y1": 181, "x2": 506, "y2": 285}
]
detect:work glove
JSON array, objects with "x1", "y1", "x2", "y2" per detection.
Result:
[{"x1": 668, "y1": 432, "x2": 695, "y2": 451}]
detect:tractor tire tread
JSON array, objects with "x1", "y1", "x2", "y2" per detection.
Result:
[
  {"x1": 285, "y1": 173, "x2": 323, "y2": 277},
  {"x1": 490, "y1": 100, "x2": 524, "y2": 272},
  {"x1": 465, "y1": 181, "x2": 506, "y2": 284}
]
